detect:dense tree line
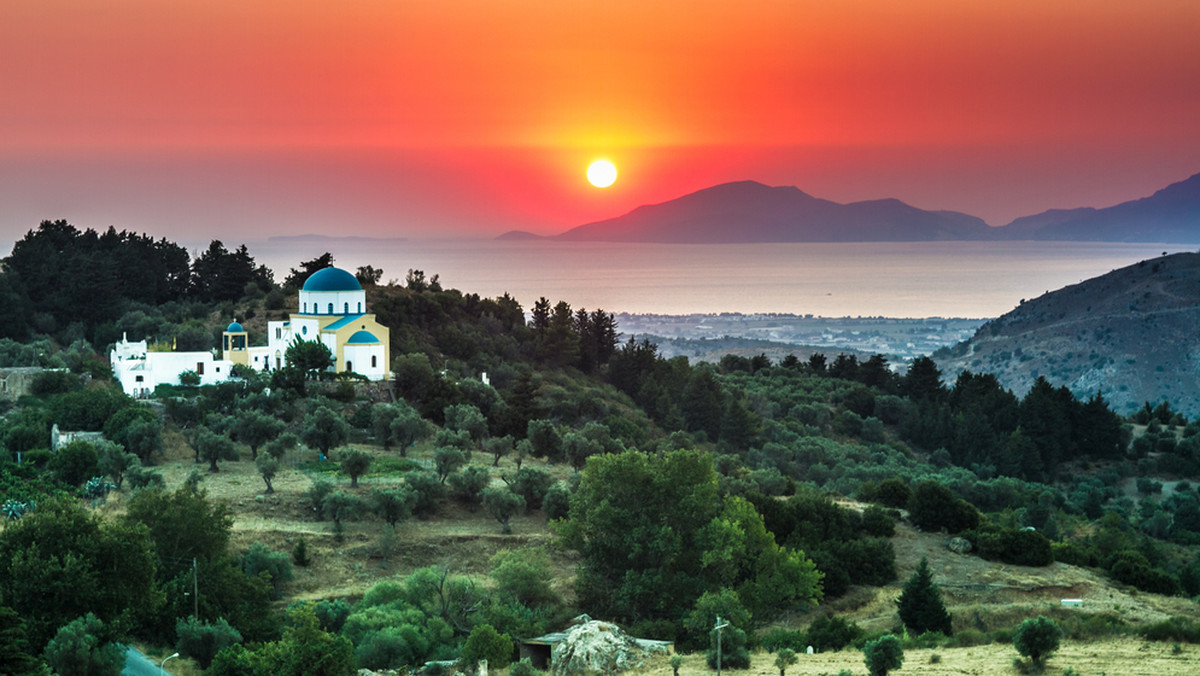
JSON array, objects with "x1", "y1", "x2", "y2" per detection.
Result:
[{"x1": 1, "y1": 220, "x2": 271, "y2": 345}]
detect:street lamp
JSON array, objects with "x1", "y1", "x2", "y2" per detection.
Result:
[{"x1": 160, "y1": 652, "x2": 179, "y2": 675}]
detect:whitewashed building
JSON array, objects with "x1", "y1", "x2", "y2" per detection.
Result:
[{"x1": 111, "y1": 266, "x2": 391, "y2": 395}]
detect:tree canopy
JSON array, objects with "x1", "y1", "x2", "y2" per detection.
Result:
[{"x1": 566, "y1": 449, "x2": 821, "y2": 629}]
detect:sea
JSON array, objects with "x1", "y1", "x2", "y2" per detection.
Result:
[{"x1": 244, "y1": 239, "x2": 1192, "y2": 320}]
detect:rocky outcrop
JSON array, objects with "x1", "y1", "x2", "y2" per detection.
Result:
[
  {"x1": 947, "y1": 537, "x2": 973, "y2": 554},
  {"x1": 937, "y1": 252, "x2": 1200, "y2": 417},
  {"x1": 551, "y1": 621, "x2": 670, "y2": 676}
]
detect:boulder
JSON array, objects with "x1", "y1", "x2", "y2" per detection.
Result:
[
  {"x1": 551, "y1": 621, "x2": 667, "y2": 676},
  {"x1": 947, "y1": 537, "x2": 973, "y2": 554}
]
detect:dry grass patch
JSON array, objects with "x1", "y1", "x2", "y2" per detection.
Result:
[
  {"x1": 139, "y1": 436, "x2": 578, "y2": 604},
  {"x1": 623, "y1": 638, "x2": 1197, "y2": 676}
]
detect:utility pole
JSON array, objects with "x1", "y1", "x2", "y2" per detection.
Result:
[{"x1": 714, "y1": 615, "x2": 729, "y2": 676}]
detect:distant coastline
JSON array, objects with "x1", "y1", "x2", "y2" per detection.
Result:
[
  {"x1": 266, "y1": 234, "x2": 408, "y2": 244},
  {"x1": 246, "y1": 239, "x2": 1184, "y2": 319}
]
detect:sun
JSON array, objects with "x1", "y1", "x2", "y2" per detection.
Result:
[{"x1": 587, "y1": 159, "x2": 618, "y2": 188}]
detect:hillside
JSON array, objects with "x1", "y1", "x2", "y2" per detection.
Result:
[
  {"x1": 128, "y1": 440, "x2": 1200, "y2": 676},
  {"x1": 936, "y1": 252, "x2": 1200, "y2": 416},
  {"x1": 555, "y1": 181, "x2": 993, "y2": 243},
  {"x1": 134, "y1": 436, "x2": 1199, "y2": 622},
  {"x1": 1010, "y1": 173, "x2": 1200, "y2": 242}
]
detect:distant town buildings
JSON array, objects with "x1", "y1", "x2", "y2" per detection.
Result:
[{"x1": 111, "y1": 266, "x2": 390, "y2": 396}]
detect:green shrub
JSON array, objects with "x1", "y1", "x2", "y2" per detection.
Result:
[
  {"x1": 706, "y1": 625, "x2": 751, "y2": 670},
  {"x1": 969, "y1": 525, "x2": 1053, "y2": 566},
  {"x1": 176, "y1": 616, "x2": 243, "y2": 670},
  {"x1": 1138, "y1": 616, "x2": 1200, "y2": 643},
  {"x1": 1013, "y1": 616, "x2": 1062, "y2": 668},
  {"x1": 775, "y1": 647, "x2": 799, "y2": 676},
  {"x1": 760, "y1": 628, "x2": 806, "y2": 654},
  {"x1": 241, "y1": 541, "x2": 293, "y2": 599},
  {"x1": 628, "y1": 619, "x2": 677, "y2": 643},
  {"x1": 48, "y1": 440, "x2": 99, "y2": 487},
  {"x1": 355, "y1": 627, "x2": 423, "y2": 670},
  {"x1": 510, "y1": 468, "x2": 555, "y2": 512},
  {"x1": 944, "y1": 628, "x2": 988, "y2": 648},
  {"x1": 1051, "y1": 540, "x2": 1100, "y2": 568},
  {"x1": 292, "y1": 538, "x2": 310, "y2": 566},
  {"x1": 1057, "y1": 611, "x2": 1126, "y2": 640},
  {"x1": 20, "y1": 447, "x2": 52, "y2": 468},
  {"x1": 1107, "y1": 550, "x2": 1181, "y2": 595},
  {"x1": 991, "y1": 628, "x2": 1014, "y2": 645},
  {"x1": 32, "y1": 370, "x2": 78, "y2": 395},
  {"x1": 541, "y1": 482, "x2": 571, "y2": 520},
  {"x1": 44, "y1": 613, "x2": 126, "y2": 676},
  {"x1": 806, "y1": 615, "x2": 863, "y2": 652},
  {"x1": 312, "y1": 599, "x2": 351, "y2": 633},
  {"x1": 908, "y1": 481, "x2": 979, "y2": 534},
  {"x1": 403, "y1": 470, "x2": 446, "y2": 518},
  {"x1": 861, "y1": 504, "x2": 896, "y2": 537},
  {"x1": 508, "y1": 658, "x2": 544, "y2": 676},
  {"x1": 490, "y1": 549, "x2": 559, "y2": 609},
  {"x1": 459, "y1": 624, "x2": 514, "y2": 671},
  {"x1": 862, "y1": 634, "x2": 904, "y2": 676},
  {"x1": 908, "y1": 631, "x2": 946, "y2": 649},
  {"x1": 448, "y1": 465, "x2": 490, "y2": 509}
]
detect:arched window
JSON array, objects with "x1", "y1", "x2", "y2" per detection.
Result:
[
  {"x1": 358, "y1": 302, "x2": 363, "y2": 313},
  {"x1": 346, "y1": 361, "x2": 352, "y2": 373},
  {"x1": 371, "y1": 355, "x2": 377, "y2": 368},
  {"x1": 302, "y1": 302, "x2": 307, "y2": 313},
  {"x1": 327, "y1": 303, "x2": 333, "y2": 314},
  {"x1": 344, "y1": 302, "x2": 349, "y2": 314}
]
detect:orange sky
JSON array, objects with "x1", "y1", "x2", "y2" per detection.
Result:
[{"x1": 2, "y1": 0, "x2": 1199, "y2": 241}]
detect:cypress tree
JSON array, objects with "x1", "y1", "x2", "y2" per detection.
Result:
[
  {"x1": 0, "y1": 598, "x2": 44, "y2": 676},
  {"x1": 895, "y1": 557, "x2": 953, "y2": 635}
]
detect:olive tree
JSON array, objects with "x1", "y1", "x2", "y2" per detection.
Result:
[
  {"x1": 339, "y1": 448, "x2": 373, "y2": 488},
  {"x1": 481, "y1": 486, "x2": 525, "y2": 534},
  {"x1": 1013, "y1": 616, "x2": 1062, "y2": 669},
  {"x1": 862, "y1": 634, "x2": 904, "y2": 676}
]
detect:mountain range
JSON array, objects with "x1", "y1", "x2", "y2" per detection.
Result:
[
  {"x1": 935, "y1": 251, "x2": 1200, "y2": 417},
  {"x1": 500, "y1": 172, "x2": 1200, "y2": 243}
]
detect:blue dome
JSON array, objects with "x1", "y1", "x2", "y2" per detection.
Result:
[
  {"x1": 302, "y1": 267, "x2": 362, "y2": 292},
  {"x1": 346, "y1": 330, "x2": 381, "y2": 344},
  {"x1": 226, "y1": 321, "x2": 244, "y2": 333}
]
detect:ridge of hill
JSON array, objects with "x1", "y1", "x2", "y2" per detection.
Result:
[
  {"x1": 546, "y1": 173, "x2": 1200, "y2": 243},
  {"x1": 936, "y1": 252, "x2": 1200, "y2": 416},
  {"x1": 1009, "y1": 173, "x2": 1200, "y2": 242},
  {"x1": 555, "y1": 180, "x2": 993, "y2": 243}
]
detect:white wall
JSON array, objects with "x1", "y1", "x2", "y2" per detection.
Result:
[
  {"x1": 343, "y1": 343, "x2": 387, "y2": 379},
  {"x1": 297, "y1": 289, "x2": 366, "y2": 316}
]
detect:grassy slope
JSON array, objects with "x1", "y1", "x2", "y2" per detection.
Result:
[{"x1": 100, "y1": 431, "x2": 1200, "y2": 676}]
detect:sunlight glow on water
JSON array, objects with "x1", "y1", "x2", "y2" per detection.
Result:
[{"x1": 248, "y1": 240, "x2": 1188, "y2": 319}]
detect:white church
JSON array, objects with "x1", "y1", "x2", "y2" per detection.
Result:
[{"x1": 112, "y1": 266, "x2": 390, "y2": 397}]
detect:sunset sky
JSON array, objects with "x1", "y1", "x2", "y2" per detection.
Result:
[{"x1": 2, "y1": 0, "x2": 1198, "y2": 244}]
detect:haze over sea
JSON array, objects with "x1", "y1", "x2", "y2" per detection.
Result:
[{"x1": 241, "y1": 239, "x2": 1190, "y2": 319}]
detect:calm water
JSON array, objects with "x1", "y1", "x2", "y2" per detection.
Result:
[{"x1": 246, "y1": 239, "x2": 1190, "y2": 319}]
